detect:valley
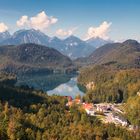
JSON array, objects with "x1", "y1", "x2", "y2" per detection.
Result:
[
  {"x1": 0, "y1": 69, "x2": 139, "y2": 140},
  {"x1": 0, "y1": 1, "x2": 140, "y2": 139},
  {"x1": 0, "y1": 35, "x2": 140, "y2": 133}
]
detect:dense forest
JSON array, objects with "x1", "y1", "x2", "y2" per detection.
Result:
[
  {"x1": 0, "y1": 73, "x2": 139, "y2": 140},
  {"x1": 78, "y1": 65, "x2": 140, "y2": 103},
  {"x1": 125, "y1": 96, "x2": 140, "y2": 127},
  {"x1": 78, "y1": 65, "x2": 140, "y2": 129}
]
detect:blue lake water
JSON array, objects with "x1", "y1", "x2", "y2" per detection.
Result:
[
  {"x1": 47, "y1": 77, "x2": 84, "y2": 98},
  {"x1": 16, "y1": 74, "x2": 84, "y2": 98}
]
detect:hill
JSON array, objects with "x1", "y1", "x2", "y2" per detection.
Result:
[
  {"x1": 78, "y1": 65, "x2": 140, "y2": 103},
  {"x1": 76, "y1": 39, "x2": 140, "y2": 68},
  {"x1": 0, "y1": 43, "x2": 74, "y2": 74}
]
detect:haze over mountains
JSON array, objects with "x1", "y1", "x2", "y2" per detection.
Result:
[
  {"x1": 0, "y1": 29, "x2": 111, "y2": 59},
  {"x1": 86, "y1": 37, "x2": 113, "y2": 48}
]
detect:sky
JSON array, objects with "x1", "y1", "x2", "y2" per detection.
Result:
[{"x1": 0, "y1": 0, "x2": 140, "y2": 41}]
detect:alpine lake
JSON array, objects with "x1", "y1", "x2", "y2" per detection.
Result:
[{"x1": 16, "y1": 73, "x2": 84, "y2": 98}]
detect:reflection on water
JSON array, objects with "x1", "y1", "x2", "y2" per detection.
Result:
[
  {"x1": 16, "y1": 74, "x2": 84, "y2": 98},
  {"x1": 16, "y1": 74, "x2": 72, "y2": 91},
  {"x1": 47, "y1": 77, "x2": 84, "y2": 98}
]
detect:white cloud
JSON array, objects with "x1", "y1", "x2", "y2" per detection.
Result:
[
  {"x1": 17, "y1": 16, "x2": 28, "y2": 27},
  {"x1": 17, "y1": 11, "x2": 58, "y2": 31},
  {"x1": 56, "y1": 27, "x2": 77, "y2": 37},
  {"x1": 0, "y1": 22, "x2": 8, "y2": 32},
  {"x1": 56, "y1": 29, "x2": 73, "y2": 36},
  {"x1": 85, "y1": 21, "x2": 112, "y2": 40}
]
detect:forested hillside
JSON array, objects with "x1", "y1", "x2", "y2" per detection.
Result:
[
  {"x1": 0, "y1": 44, "x2": 74, "y2": 74},
  {"x1": 78, "y1": 65, "x2": 140, "y2": 129},
  {"x1": 78, "y1": 65, "x2": 140, "y2": 103},
  {"x1": 0, "y1": 73, "x2": 138, "y2": 140},
  {"x1": 75, "y1": 40, "x2": 140, "y2": 68}
]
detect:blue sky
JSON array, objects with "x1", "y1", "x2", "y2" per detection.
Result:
[{"x1": 0, "y1": 0, "x2": 139, "y2": 41}]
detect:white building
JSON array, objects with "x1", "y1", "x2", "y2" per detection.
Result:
[
  {"x1": 113, "y1": 115, "x2": 128, "y2": 126},
  {"x1": 85, "y1": 108, "x2": 95, "y2": 116}
]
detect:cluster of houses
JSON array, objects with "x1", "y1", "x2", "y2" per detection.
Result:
[
  {"x1": 66, "y1": 97, "x2": 81, "y2": 106},
  {"x1": 66, "y1": 97, "x2": 95, "y2": 116},
  {"x1": 82, "y1": 103, "x2": 95, "y2": 116},
  {"x1": 105, "y1": 112, "x2": 128, "y2": 126},
  {"x1": 66, "y1": 97, "x2": 128, "y2": 127},
  {"x1": 112, "y1": 114, "x2": 128, "y2": 126}
]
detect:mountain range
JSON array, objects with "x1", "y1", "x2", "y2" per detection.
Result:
[
  {"x1": 75, "y1": 39, "x2": 140, "y2": 68},
  {"x1": 0, "y1": 29, "x2": 111, "y2": 59},
  {"x1": 86, "y1": 37, "x2": 113, "y2": 48},
  {"x1": 0, "y1": 31, "x2": 11, "y2": 43}
]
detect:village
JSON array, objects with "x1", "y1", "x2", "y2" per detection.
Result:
[{"x1": 66, "y1": 96, "x2": 135, "y2": 130}]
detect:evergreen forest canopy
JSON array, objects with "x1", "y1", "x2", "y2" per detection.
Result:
[{"x1": 0, "y1": 72, "x2": 139, "y2": 140}]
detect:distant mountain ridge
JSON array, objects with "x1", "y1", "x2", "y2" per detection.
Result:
[
  {"x1": 1, "y1": 29, "x2": 50, "y2": 45},
  {"x1": 0, "y1": 31, "x2": 11, "y2": 42},
  {"x1": 75, "y1": 39, "x2": 140, "y2": 68},
  {"x1": 86, "y1": 37, "x2": 113, "y2": 48},
  {"x1": 0, "y1": 29, "x2": 110, "y2": 59}
]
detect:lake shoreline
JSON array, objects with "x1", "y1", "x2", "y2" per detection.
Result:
[{"x1": 16, "y1": 73, "x2": 84, "y2": 98}]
